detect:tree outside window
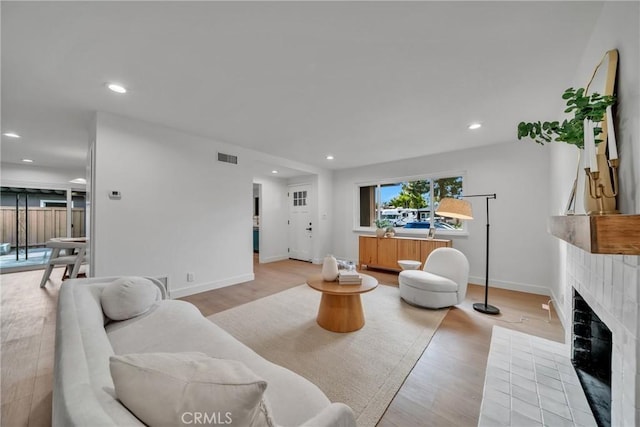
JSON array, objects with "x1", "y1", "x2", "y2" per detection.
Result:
[{"x1": 358, "y1": 175, "x2": 464, "y2": 231}]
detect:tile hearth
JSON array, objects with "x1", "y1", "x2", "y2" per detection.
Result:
[{"x1": 479, "y1": 326, "x2": 596, "y2": 427}]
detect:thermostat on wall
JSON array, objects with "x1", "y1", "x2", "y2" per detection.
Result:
[{"x1": 109, "y1": 190, "x2": 122, "y2": 200}]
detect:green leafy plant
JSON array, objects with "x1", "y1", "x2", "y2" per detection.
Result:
[
  {"x1": 517, "y1": 87, "x2": 615, "y2": 149},
  {"x1": 374, "y1": 218, "x2": 392, "y2": 229}
]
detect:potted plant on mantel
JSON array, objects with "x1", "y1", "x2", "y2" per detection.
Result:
[
  {"x1": 516, "y1": 87, "x2": 614, "y2": 148},
  {"x1": 374, "y1": 219, "x2": 393, "y2": 238},
  {"x1": 517, "y1": 87, "x2": 616, "y2": 214}
]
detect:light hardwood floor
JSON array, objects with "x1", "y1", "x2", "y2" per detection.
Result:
[{"x1": 1, "y1": 257, "x2": 564, "y2": 427}]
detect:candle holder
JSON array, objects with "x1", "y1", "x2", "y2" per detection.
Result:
[{"x1": 585, "y1": 158, "x2": 619, "y2": 215}]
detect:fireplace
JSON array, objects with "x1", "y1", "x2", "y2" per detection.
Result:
[
  {"x1": 572, "y1": 290, "x2": 612, "y2": 426},
  {"x1": 558, "y1": 233, "x2": 640, "y2": 426}
]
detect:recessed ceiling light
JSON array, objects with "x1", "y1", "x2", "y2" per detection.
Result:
[
  {"x1": 468, "y1": 123, "x2": 482, "y2": 130},
  {"x1": 326, "y1": 155, "x2": 334, "y2": 160},
  {"x1": 21, "y1": 158, "x2": 34, "y2": 163},
  {"x1": 107, "y1": 83, "x2": 127, "y2": 94},
  {"x1": 271, "y1": 170, "x2": 279, "y2": 174},
  {"x1": 3, "y1": 132, "x2": 20, "y2": 138},
  {"x1": 69, "y1": 178, "x2": 87, "y2": 184}
]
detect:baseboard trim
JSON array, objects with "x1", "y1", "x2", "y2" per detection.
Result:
[
  {"x1": 170, "y1": 273, "x2": 255, "y2": 299},
  {"x1": 259, "y1": 255, "x2": 289, "y2": 263},
  {"x1": 468, "y1": 275, "x2": 551, "y2": 297},
  {"x1": 549, "y1": 288, "x2": 568, "y2": 332}
]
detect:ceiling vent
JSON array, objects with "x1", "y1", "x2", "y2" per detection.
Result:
[{"x1": 217, "y1": 152, "x2": 238, "y2": 165}]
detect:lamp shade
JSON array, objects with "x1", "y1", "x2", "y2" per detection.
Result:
[{"x1": 436, "y1": 198, "x2": 473, "y2": 220}]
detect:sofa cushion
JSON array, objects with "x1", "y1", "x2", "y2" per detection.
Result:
[
  {"x1": 101, "y1": 277, "x2": 160, "y2": 321},
  {"x1": 109, "y1": 352, "x2": 274, "y2": 427},
  {"x1": 106, "y1": 300, "x2": 333, "y2": 426}
]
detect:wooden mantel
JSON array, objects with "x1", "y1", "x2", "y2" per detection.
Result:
[{"x1": 549, "y1": 214, "x2": 640, "y2": 255}]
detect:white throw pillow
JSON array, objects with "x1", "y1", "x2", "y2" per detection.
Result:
[
  {"x1": 110, "y1": 352, "x2": 274, "y2": 427},
  {"x1": 101, "y1": 277, "x2": 160, "y2": 321}
]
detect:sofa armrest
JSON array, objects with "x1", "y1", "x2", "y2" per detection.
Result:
[{"x1": 299, "y1": 403, "x2": 356, "y2": 427}]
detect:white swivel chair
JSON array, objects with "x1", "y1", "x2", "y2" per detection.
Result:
[
  {"x1": 398, "y1": 247, "x2": 469, "y2": 309},
  {"x1": 39, "y1": 240, "x2": 87, "y2": 288}
]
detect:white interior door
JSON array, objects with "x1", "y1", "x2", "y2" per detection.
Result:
[{"x1": 288, "y1": 184, "x2": 312, "y2": 262}]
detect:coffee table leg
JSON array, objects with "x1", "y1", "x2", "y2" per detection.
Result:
[{"x1": 316, "y1": 293, "x2": 365, "y2": 333}]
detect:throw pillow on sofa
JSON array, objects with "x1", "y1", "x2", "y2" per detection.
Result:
[
  {"x1": 101, "y1": 276, "x2": 160, "y2": 321},
  {"x1": 109, "y1": 352, "x2": 275, "y2": 427}
]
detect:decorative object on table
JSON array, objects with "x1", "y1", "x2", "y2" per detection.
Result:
[
  {"x1": 321, "y1": 254, "x2": 339, "y2": 281},
  {"x1": 338, "y1": 270, "x2": 362, "y2": 285},
  {"x1": 374, "y1": 218, "x2": 392, "y2": 237},
  {"x1": 426, "y1": 227, "x2": 436, "y2": 240},
  {"x1": 336, "y1": 258, "x2": 354, "y2": 270},
  {"x1": 516, "y1": 49, "x2": 619, "y2": 215},
  {"x1": 436, "y1": 194, "x2": 499, "y2": 315},
  {"x1": 384, "y1": 226, "x2": 395, "y2": 238}
]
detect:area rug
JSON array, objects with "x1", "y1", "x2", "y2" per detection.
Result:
[{"x1": 208, "y1": 284, "x2": 448, "y2": 427}]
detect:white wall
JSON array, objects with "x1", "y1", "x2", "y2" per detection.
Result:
[
  {"x1": 333, "y1": 141, "x2": 552, "y2": 295},
  {"x1": 93, "y1": 112, "x2": 255, "y2": 297},
  {"x1": 91, "y1": 112, "x2": 334, "y2": 297},
  {"x1": 549, "y1": 1, "x2": 640, "y2": 322},
  {"x1": 316, "y1": 171, "x2": 334, "y2": 263},
  {"x1": 253, "y1": 177, "x2": 289, "y2": 263}
]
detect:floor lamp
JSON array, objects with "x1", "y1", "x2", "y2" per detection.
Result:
[{"x1": 436, "y1": 194, "x2": 499, "y2": 315}]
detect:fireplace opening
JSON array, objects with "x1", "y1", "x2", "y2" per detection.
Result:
[{"x1": 572, "y1": 290, "x2": 612, "y2": 427}]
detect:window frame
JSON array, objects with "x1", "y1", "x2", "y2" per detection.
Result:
[{"x1": 353, "y1": 171, "x2": 469, "y2": 237}]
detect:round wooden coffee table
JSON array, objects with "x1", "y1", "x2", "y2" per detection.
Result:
[{"x1": 306, "y1": 274, "x2": 378, "y2": 333}]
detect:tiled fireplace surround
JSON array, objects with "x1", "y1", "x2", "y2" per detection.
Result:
[{"x1": 563, "y1": 245, "x2": 640, "y2": 426}]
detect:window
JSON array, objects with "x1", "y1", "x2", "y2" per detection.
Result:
[
  {"x1": 357, "y1": 175, "x2": 465, "y2": 233},
  {"x1": 292, "y1": 190, "x2": 307, "y2": 207}
]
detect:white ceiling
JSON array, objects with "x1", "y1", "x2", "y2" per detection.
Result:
[{"x1": 1, "y1": 1, "x2": 605, "y2": 177}]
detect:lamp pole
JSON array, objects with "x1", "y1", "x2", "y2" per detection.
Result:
[{"x1": 462, "y1": 193, "x2": 499, "y2": 315}]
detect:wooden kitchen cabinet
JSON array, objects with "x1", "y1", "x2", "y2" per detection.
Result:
[{"x1": 358, "y1": 235, "x2": 452, "y2": 271}]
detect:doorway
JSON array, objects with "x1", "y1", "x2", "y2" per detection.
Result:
[{"x1": 288, "y1": 183, "x2": 312, "y2": 262}]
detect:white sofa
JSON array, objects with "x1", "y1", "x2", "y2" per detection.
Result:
[{"x1": 53, "y1": 277, "x2": 356, "y2": 427}]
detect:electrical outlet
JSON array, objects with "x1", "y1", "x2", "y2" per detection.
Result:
[
  {"x1": 542, "y1": 303, "x2": 550, "y2": 311},
  {"x1": 187, "y1": 273, "x2": 194, "y2": 282}
]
